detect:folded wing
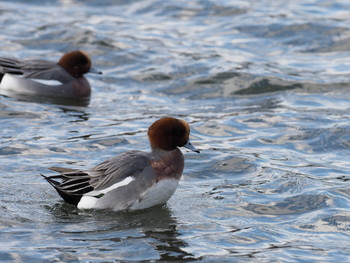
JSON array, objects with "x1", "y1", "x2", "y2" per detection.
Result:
[{"x1": 42, "y1": 151, "x2": 152, "y2": 207}]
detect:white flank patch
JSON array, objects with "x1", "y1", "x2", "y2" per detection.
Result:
[
  {"x1": 77, "y1": 176, "x2": 135, "y2": 209},
  {"x1": 0, "y1": 74, "x2": 24, "y2": 92},
  {"x1": 31, "y1": 78, "x2": 63, "y2": 86},
  {"x1": 77, "y1": 195, "x2": 98, "y2": 209},
  {"x1": 130, "y1": 179, "x2": 180, "y2": 210}
]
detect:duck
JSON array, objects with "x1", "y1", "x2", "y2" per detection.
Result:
[
  {"x1": 42, "y1": 117, "x2": 200, "y2": 211},
  {"x1": 0, "y1": 50, "x2": 101, "y2": 99}
]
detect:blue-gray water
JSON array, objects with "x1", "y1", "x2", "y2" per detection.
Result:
[{"x1": 1, "y1": 0, "x2": 350, "y2": 262}]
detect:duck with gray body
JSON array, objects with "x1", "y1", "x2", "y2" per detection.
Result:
[
  {"x1": 0, "y1": 50, "x2": 101, "y2": 99},
  {"x1": 42, "y1": 117, "x2": 200, "y2": 211}
]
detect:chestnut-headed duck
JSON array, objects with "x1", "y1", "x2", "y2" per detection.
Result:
[
  {"x1": 0, "y1": 50, "x2": 101, "y2": 100},
  {"x1": 42, "y1": 117, "x2": 200, "y2": 211}
]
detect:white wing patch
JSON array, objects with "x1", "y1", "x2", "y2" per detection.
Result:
[
  {"x1": 96, "y1": 176, "x2": 135, "y2": 195},
  {"x1": 77, "y1": 176, "x2": 135, "y2": 209},
  {"x1": 31, "y1": 78, "x2": 63, "y2": 86}
]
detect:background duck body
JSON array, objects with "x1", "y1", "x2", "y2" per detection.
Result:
[
  {"x1": 0, "y1": 72, "x2": 90, "y2": 99},
  {"x1": 0, "y1": 50, "x2": 98, "y2": 100}
]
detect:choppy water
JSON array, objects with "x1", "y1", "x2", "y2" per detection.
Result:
[{"x1": 1, "y1": 0, "x2": 350, "y2": 262}]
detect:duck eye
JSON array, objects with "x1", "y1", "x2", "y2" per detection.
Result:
[{"x1": 77, "y1": 56, "x2": 88, "y2": 65}]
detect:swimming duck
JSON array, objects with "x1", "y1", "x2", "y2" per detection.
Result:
[
  {"x1": 0, "y1": 50, "x2": 101, "y2": 99},
  {"x1": 42, "y1": 117, "x2": 200, "y2": 211}
]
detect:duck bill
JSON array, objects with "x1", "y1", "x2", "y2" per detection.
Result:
[
  {"x1": 183, "y1": 140, "x2": 200, "y2": 153},
  {"x1": 89, "y1": 67, "x2": 103, "y2": 74}
]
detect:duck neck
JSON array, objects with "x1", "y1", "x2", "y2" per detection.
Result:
[
  {"x1": 150, "y1": 147, "x2": 180, "y2": 160},
  {"x1": 150, "y1": 147, "x2": 185, "y2": 180}
]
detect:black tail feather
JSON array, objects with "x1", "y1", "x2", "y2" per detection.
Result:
[{"x1": 41, "y1": 173, "x2": 93, "y2": 206}]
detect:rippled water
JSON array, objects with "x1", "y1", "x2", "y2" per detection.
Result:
[{"x1": 1, "y1": 0, "x2": 350, "y2": 262}]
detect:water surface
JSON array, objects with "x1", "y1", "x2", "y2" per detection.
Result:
[{"x1": 1, "y1": 0, "x2": 350, "y2": 262}]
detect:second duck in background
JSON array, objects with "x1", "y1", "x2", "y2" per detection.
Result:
[{"x1": 0, "y1": 50, "x2": 101, "y2": 101}]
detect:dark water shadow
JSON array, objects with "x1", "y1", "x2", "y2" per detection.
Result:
[
  {"x1": 45, "y1": 203, "x2": 198, "y2": 261},
  {"x1": 234, "y1": 78, "x2": 302, "y2": 95},
  {"x1": 245, "y1": 194, "x2": 331, "y2": 215},
  {"x1": 0, "y1": 93, "x2": 90, "y2": 107},
  {"x1": 58, "y1": 106, "x2": 91, "y2": 123}
]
